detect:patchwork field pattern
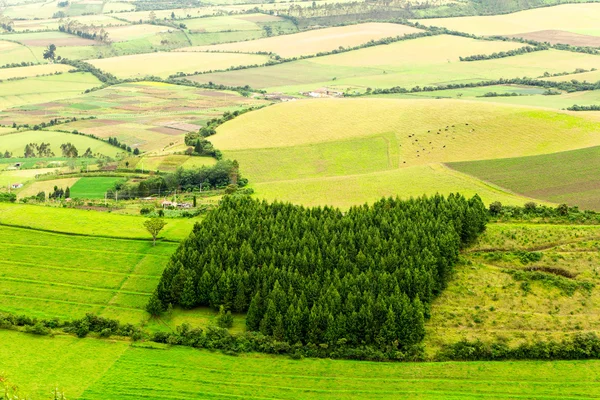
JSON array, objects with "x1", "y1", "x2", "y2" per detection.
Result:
[
  {"x1": 1, "y1": 81, "x2": 268, "y2": 152},
  {"x1": 189, "y1": 37, "x2": 600, "y2": 93}
]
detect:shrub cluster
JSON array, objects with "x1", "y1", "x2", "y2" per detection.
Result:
[
  {"x1": 459, "y1": 45, "x2": 548, "y2": 61},
  {"x1": 151, "y1": 194, "x2": 488, "y2": 351}
]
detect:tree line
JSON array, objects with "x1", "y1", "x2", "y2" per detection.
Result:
[
  {"x1": 459, "y1": 45, "x2": 548, "y2": 62},
  {"x1": 149, "y1": 194, "x2": 488, "y2": 352}
]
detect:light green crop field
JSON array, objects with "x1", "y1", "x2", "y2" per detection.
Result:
[
  {"x1": 0, "y1": 40, "x2": 40, "y2": 64},
  {"x1": 17, "y1": 177, "x2": 82, "y2": 198},
  {"x1": 414, "y1": 3, "x2": 600, "y2": 36},
  {"x1": 426, "y1": 222, "x2": 600, "y2": 353},
  {"x1": 69, "y1": 177, "x2": 124, "y2": 199},
  {"x1": 88, "y1": 51, "x2": 270, "y2": 79},
  {"x1": 1, "y1": 130, "x2": 121, "y2": 158},
  {"x1": 102, "y1": 1, "x2": 135, "y2": 12},
  {"x1": 0, "y1": 72, "x2": 101, "y2": 110},
  {"x1": 179, "y1": 22, "x2": 422, "y2": 58},
  {"x1": 0, "y1": 203, "x2": 198, "y2": 241},
  {"x1": 3, "y1": 329, "x2": 600, "y2": 400},
  {"x1": 448, "y1": 146, "x2": 600, "y2": 210},
  {"x1": 0, "y1": 225, "x2": 176, "y2": 322},
  {"x1": 189, "y1": 38, "x2": 600, "y2": 93},
  {"x1": 182, "y1": 13, "x2": 278, "y2": 32},
  {"x1": 0, "y1": 64, "x2": 74, "y2": 80},
  {"x1": 103, "y1": 24, "x2": 169, "y2": 42}
]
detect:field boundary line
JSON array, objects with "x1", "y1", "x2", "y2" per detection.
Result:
[
  {"x1": 0, "y1": 222, "x2": 182, "y2": 243},
  {"x1": 0, "y1": 294, "x2": 143, "y2": 311},
  {"x1": 1, "y1": 276, "x2": 152, "y2": 296},
  {"x1": 0, "y1": 259, "x2": 161, "y2": 279}
]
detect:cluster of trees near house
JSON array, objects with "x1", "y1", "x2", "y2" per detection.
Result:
[
  {"x1": 106, "y1": 160, "x2": 243, "y2": 199},
  {"x1": 149, "y1": 194, "x2": 488, "y2": 350}
]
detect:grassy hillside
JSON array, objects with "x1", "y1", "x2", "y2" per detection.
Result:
[
  {"x1": 426, "y1": 221, "x2": 600, "y2": 354},
  {"x1": 3, "y1": 329, "x2": 600, "y2": 399},
  {"x1": 448, "y1": 146, "x2": 600, "y2": 210},
  {"x1": 209, "y1": 98, "x2": 600, "y2": 207}
]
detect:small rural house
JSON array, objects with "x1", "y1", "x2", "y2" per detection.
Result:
[{"x1": 10, "y1": 183, "x2": 23, "y2": 189}]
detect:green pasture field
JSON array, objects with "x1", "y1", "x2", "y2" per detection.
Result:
[
  {"x1": 414, "y1": 3, "x2": 600, "y2": 36},
  {"x1": 3, "y1": 0, "x2": 62, "y2": 19},
  {"x1": 0, "y1": 225, "x2": 175, "y2": 322},
  {"x1": 447, "y1": 146, "x2": 600, "y2": 210},
  {"x1": 18, "y1": 177, "x2": 82, "y2": 198},
  {"x1": 181, "y1": 14, "x2": 272, "y2": 32},
  {"x1": 0, "y1": 203, "x2": 198, "y2": 241},
  {"x1": 0, "y1": 40, "x2": 40, "y2": 65},
  {"x1": 426, "y1": 222, "x2": 600, "y2": 353},
  {"x1": 0, "y1": 167, "x2": 65, "y2": 187},
  {"x1": 0, "y1": 64, "x2": 74, "y2": 80},
  {"x1": 4, "y1": 81, "x2": 267, "y2": 153},
  {"x1": 189, "y1": 37, "x2": 600, "y2": 93},
  {"x1": 0, "y1": 130, "x2": 121, "y2": 158},
  {"x1": 70, "y1": 177, "x2": 124, "y2": 199},
  {"x1": 0, "y1": 72, "x2": 101, "y2": 110},
  {"x1": 88, "y1": 51, "x2": 270, "y2": 79},
  {"x1": 180, "y1": 22, "x2": 422, "y2": 58},
  {"x1": 0, "y1": 31, "x2": 96, "y2": 47},
  {"x1": 4, "y1": 329, "x2": 600, "y2": 400}
]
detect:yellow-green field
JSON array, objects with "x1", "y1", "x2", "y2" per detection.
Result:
[
  {"x1": 88, "y1": 51, "x2": 270, "y2": 78},
  {"x1": 0, "y1": 64, "x2": 75, "y2": 80},
  {"x1": 189, "y1": 38, "x2": 600, "y2": 93},
  {"x1": 0, "y1": 40, "x2": 40, "y2": 65},
  {"x1": 207, "y1": 98, "x2": 595, "y2": 207},
  {"x1": 0, "y1": 72, "x2": 100, "y2": 110},
  {"x1": 415, "y1": 3, "x2": 600, "y2": 36},
  {"x1": 103, "y1": 24, "x2": 169, "y2": 42},
  {"x1": 179, "y1": 23, "x2": 422, "y2": 58}
]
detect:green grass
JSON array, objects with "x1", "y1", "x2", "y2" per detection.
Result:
[
  {"x1": 448, "y1": 146, "x2": 600, "y2": 210},
  {"x1": 0, "y1": 225, "x2": 176, "y2": 323},
  {"x1": 0, "y1": 72, "x2": 101, "y2": 110},
  {"x1": 4, "y1": 329, "x2": 600, "y2": 399},
  {"x1": 0, "y1": 203, "x2": 198, "y2": 241},
  {"x1": 70, "y1": 177, "x2": 124, "y2": 199}
]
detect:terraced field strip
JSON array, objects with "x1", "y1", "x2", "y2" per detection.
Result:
[{"x1": 0, "y1": 225, "x2": 177, "y2": 322}]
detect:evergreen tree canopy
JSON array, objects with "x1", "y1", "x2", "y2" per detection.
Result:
[{"x1": 153, "y1": 194, "x2": 487, "y2": 350}]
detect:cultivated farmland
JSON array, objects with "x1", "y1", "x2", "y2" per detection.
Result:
[
  {"x1": 179, "y1": 22, "x2": 423, "y2": 57},
  {"x1": 88, "y1": 51, "x2": 271, "y2": 78}
]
